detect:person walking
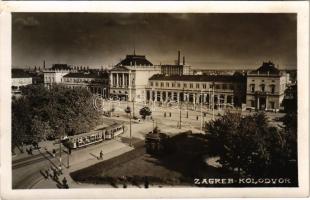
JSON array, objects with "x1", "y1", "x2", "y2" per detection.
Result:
[
  {"x1": 45, "y1": 169, "x2": 49, "y2": 179},
  {"x1": 62, "y1": 177, "x2": 68, "y2": 188},
  {"x1": 99, "y1": 150, "x2": 103, "y2": 160}
]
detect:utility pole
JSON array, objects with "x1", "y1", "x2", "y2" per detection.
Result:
[
  {"x1": 212, "y1": 82, "x2": 215, "y2": 120},
  {"x1": 179, "y1": 88, "x2": 184, "y2": 129},
  {"x1": 129, "y1": 110, "x2": 132, "y2": 147},
  {"x1": 200, "y1": 90, "x2": 203, "y2": 132},
  {"x1": 129, "y1": 97, "x2": 134, "y2": 147},
  {"x1": 132, "y1": 97, "x2": 135, "y2": 117},
  {"x1": 59, "y1": 134, "x2": 62, "y2": 170},
  {"x1": 67, "y1": 147, "x2": 70, "y2": 168}
]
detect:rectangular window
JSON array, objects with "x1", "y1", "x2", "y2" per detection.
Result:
[
  {"x1": 271, "y1": 85, "x2": 275, "y2": 94},
  {"x1": 196, "y1": 83, "x2": 199, "y2": 89},
  {"x1": 184, "y1": 83, "x2": 187, "y2": 88},
  {"x1": 172, "y1": 83, "x2": 175, "y2": 87},
  {"x1": 203, "y1": 84, "x2": 206, "y2": 89},
  {"x1": 222, "y1": 84, "x2": 227, "y2": 90},
  {"x1": 150, "y1": 82, "x2": 153, "y2": 86},
  {"x1": 166, "y1": 82, "x2": 170, "y2": 87},
  {"x1": 261, "y1": 84, "x2": 265, "y2": 92},
  {"x1": 250, "y1": 100, "x2": 255, "y2": 107},
  {"x1": 160, "y1": 82, "x2": 164, "y2": 87},
  {"x1": 250, "y1": 84, "x2": 255, "y2": 92},
  {"x1": 177, "y1": 83, "x2": 181, "y2": 87},
  {"x1": 155, "y1": 82, "x2": 158, "y2": 87},
  {"x1": 269, "y1": 101, "x2": 275, "y2": 109},
  {"x1": 190, "y1": 83, "x2": 193, "y2": 88},
  {"x1": 215, "y1": 84, "x2": 220, "y2": 89}
]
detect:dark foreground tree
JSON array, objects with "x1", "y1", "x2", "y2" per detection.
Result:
[
  {"x1": 139, "y1": 107, "x2": 152, "y2": 119},
  {"x1": 12, "y1": 85, "x2": 102, "y2": 150},
  {"x1": 206, "y1": 112, "x2": 297, "y2": 179}
]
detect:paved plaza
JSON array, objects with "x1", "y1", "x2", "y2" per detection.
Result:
[{"x1": 12, "y1": 99, "x2": 285, "y2": 189}]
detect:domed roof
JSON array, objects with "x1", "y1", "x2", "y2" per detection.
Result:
[
  {"x1": 115, "y1": 54, "x2": 153, "y2": 67},
  {"x1": 250, "y1": 61, "x2": 280, "y2": 75}
]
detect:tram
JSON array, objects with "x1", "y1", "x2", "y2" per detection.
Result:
[{"x1": 62, "y1": 123, "x2": 125, "y2": 149}]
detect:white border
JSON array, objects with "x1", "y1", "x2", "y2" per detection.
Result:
[{"x1": 0, "y1": 1, "x2": 309, "y2": 199}]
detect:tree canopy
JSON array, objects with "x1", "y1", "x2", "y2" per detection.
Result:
[
  {"x1": 139, "y1": 107, "x2": 152, "y2": 119},
  {"x1": 12, "y1": 85, "x2": 102, "y2": 149},
  {"x1": 206, "y1": 112, "x2": 297, "y2": 179}
]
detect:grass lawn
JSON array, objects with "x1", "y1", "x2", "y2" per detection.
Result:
[{"x1": 70, "y1": 133, "x2": 232, "y2": 187}]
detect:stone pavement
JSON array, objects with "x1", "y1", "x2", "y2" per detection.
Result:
[{"x1": 32, "y1": 138, "x2": 134, "y2": 189}]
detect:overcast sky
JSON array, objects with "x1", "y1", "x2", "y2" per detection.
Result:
[{"x1": 12, "y1": 13, "x2": 297, "y2": 70}]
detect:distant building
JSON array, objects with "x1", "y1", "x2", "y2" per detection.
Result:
[
  {"x1": 160, "y1": 51, "x2": 191, "y2": 76},
  {"x1": 109, "y1": 54, "x2": 161, "y2": 102},
  {"x1": 12, "y1": 69, "x2": 33, "y2": 95},
  {"x1": 43, "y1": 64, "x2": 71, "y2": 88},
  {"x1": 246, "y1": 61, "x2": 287, "y2": 111},
  {"x1": 61, "y1": 70, "x2": 109, "y2": 97},
  {"x1": 146, "y1": 73, "x2": 246, "y2": 108}
]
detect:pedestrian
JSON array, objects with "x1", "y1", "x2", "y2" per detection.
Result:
[
  {"x1": 58, "y1": 165, "x2": 62, "y2": 175},
  {"x1": 47, "y1": 168, "x2": 52, "y2": 178},
  {"x1": 52, "y1": 149, "x2": 56, "y2": 157},
  {"x1": 45, "y1": 169, "x2": 49, "y2": 179},
  {"x1": 53, "y1": 168, "x2": 58, "y2": 180},
  {"x1": 29, "y1": 147, "x2": 33, "y2": 155},
  {"x1": 99, "y1": 150, "x2": 103, "y2": 159},
  {"x1": 144, "y1": 176, "x2": 149, "y2": 188},
  {"x1": 62, "y1": 177, "x2": 68, "y2": 187}
]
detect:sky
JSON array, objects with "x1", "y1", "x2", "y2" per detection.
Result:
[{"x1": 12, "y1": 13, "x2": 297, "y2": 70}]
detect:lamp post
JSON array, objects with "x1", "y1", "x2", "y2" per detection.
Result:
[
  {"x1": 200, "y1": 90, "x2": 203, "y2": 132},
  {"x1": 129, "y1": 109, "x2": 132, "y2": 147},
  {"x1": 212, "y1": 81, "x2": 215, "y2": 120}
]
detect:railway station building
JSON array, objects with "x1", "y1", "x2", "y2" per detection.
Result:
[
  {"x1": 145, "y1": 73, "x2": 247, "y2": 108},
  {"x1": 109, "y1": 53, "x2": 160, "y2": 102},
  {"x1": 246, "y1": 61, "x2": 287, "y2": 111}
]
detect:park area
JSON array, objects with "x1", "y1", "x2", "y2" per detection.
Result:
[{"x1": 70, "y1": 132, "x2": 234, "y2": 188}]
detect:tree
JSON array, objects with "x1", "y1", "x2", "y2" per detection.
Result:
[
  {"x1": 139, "y1": 107, "x2": 152, "y2": 119},
  {"x1": 125, "y1": 106, "x2": 131, "y2": 115},
  {"x1": 206, "y1": 112, "x2": 297, "y2": 178},
  {"x1": 12, "y1": 85, "x2": 102, "y2": 148}
]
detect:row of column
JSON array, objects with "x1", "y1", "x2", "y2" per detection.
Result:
[
  {"x1": 110, "y1": 73, "x2": 130, "y2": 88},
  {"x1": 147, "y1": 90, "x2": 234, "y2": 105}
]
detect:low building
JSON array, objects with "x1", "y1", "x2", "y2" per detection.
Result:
[
  {"x1": 61, "y1": 70, "x2": 109, "y2": 97},
  {"x1": 43, "y1": 64, "x2": 72, "y2": 88},
  {"x1": 146, "y1": 73, "x2": 246, "y2": 108},
  {"x1": 246, "y1": 61, "x2": 287, "y2": 111},
  {"x1": 160, "y1": 51, "x2": 191, "y2": 76},
  {"x1": 109, "y1": 54, "x2": 161, "y2": 102},
  {"x1": 12, "y1": 69, "x2": 33, "y2": 95}
]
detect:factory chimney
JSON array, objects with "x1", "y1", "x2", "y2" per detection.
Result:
[
  {"x1": 177, "y1": 50, "x2": 180, "y2": 65},
  {"x1": 183, "y1": 56, "x2": 185, "y2": 65},
  {"x1": 43, "y1": 60, "x2": 46, "y2": 69}
]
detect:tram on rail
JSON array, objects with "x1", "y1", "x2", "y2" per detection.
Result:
[{"x1": 62, "y1": 123, "x2": 125, "y2": 149}]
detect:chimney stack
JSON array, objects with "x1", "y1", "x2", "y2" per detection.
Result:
[
  {"x1": 43, "y1": 60, "x2": 46, "y2": 69},
  {"x1": 183, "y1": 56, "x2": 185, "y2": 65},
  {"x1": 177, "y1": 50, "x2": 180, "y2": 65}
]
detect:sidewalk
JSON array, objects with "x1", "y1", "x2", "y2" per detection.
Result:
[{"x1": 32, "y1": 138, "x2": 134, "y2": 189}]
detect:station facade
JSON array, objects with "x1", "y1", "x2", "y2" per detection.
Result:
[
  {"x1": 109, "y1": 54, "x2": 160, "y2": 102},
  {"x1": 145, "y1": 73, "x2": 246, "y2": 108},
  {"x1": 246, "y1": 62, "x2": 287, "y2": 111}
]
